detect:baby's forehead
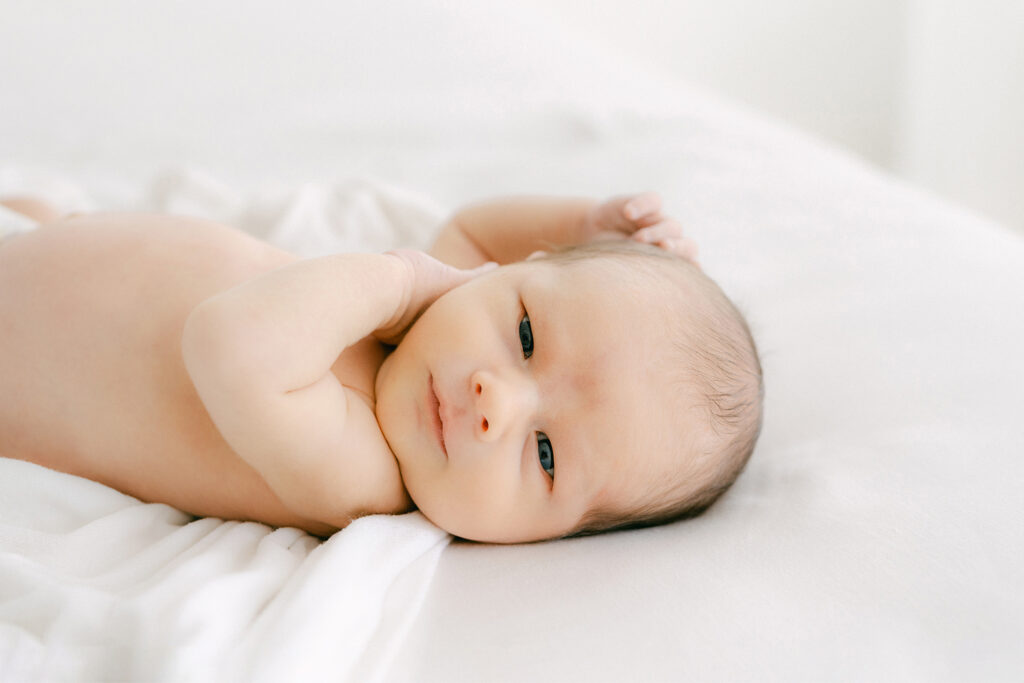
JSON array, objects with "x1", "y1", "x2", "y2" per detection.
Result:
[
  {"x1": 520, "y1": 259, "x2": 694, "y2": 373},
  {"x1": 526, "y1": 255, "x2": 684, "y2": 308},
  {"x1": 524, "y1": 261, "x2": 701, "y2": 510}
]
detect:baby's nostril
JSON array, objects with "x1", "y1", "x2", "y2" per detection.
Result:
[
  {"x1": 482, "y1": 418, "x2": 489, "y2": 431},
  {"x1": 475, "y1": 383, "x2": 482, "y2": 395}
]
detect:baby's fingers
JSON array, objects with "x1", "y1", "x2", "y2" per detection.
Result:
[
  {"x1": 622, "y1": 191, "x2": 662, "y2": 222},
  {"x1": 660, "y1": 237, "x2": 700, "y2": 267},
  {"x1": 632, "y1": 226, "x2": 700, "y2": 267},
  {"x1": 632, "y1": 218, "x2": 684, "y2": 244}
]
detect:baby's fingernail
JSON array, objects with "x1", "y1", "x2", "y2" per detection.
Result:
[{"x1": 624, "y1": 205, "x2": 638, "y2": 220}]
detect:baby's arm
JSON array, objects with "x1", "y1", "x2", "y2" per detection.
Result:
[
  {"x1": 181, "y1": 254, "x2": 411, "y2": 523},
  {"x1": 428, "y1": 196, "x2": 597, "y2": 268},
  {"x1": 428, "y1": 193, "x2": 697, "y2": 268},
  {"x1": 181, "y1": 252, "x2": 492, "y2": 525}
]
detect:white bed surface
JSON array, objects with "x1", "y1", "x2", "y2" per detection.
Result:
[{"x1": 2, "y1": 1, "x2": 1023, "y2": 681}]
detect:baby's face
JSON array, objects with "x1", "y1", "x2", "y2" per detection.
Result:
[{"x1": 375, "y1": 258, "x2": 689, "y2": 543}]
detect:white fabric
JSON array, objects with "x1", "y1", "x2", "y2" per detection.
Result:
[
  {"x1": 2, "y1": 1, "x2": 1023, "y2": 681},
  {"x1": 0, "y1": 459, "x2": 449, "y2": 683}
]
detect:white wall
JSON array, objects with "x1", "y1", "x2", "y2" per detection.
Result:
[
  {"x1": 895, "y1": 0, "x2": 1024, "y2": 232},
  {"x1": 537, "y1": 0, "x2": 1024, "y2": 233}
]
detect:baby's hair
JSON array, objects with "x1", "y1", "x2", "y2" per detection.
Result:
[{"x1": 532, "y1": 239, "x2": 764, "y2": 538}]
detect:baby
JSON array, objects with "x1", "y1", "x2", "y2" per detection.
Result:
[{"x1": 0, "y1": 192, "x2": 762, "y2": 543}]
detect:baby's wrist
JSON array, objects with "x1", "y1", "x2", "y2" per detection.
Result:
[
  {"x1": 577, "y1": 200, "x2": 602, "y2": 241},
  {"x1": 377, "y1": 252, "x2": 416, "y2": 338}
]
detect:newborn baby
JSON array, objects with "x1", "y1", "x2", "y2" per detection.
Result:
[{"x1": 0, "y1": 192, "x2": 762, "y2": 543}]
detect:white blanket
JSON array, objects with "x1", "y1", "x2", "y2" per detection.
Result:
[{"x1": 0, "y1": 172, "x2": 452, "y2": 683}]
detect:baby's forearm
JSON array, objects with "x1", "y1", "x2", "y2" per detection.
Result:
[
  {"x1": 181, "y1": 253, "x2": 410, "y2": 520},
  {"x1": 183, "y1": 253, "x2": 405, "y2": 394},
  {"x1": 430, "y1": 196, "x2": 597, "y2": 268}
]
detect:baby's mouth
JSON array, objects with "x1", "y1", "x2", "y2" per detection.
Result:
[{"x1": 430, "y1": 374, "x2": 448, "y2": 457}]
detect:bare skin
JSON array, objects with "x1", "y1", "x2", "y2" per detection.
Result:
[
  {"x1": 0, "y1": 212, "x2": 389, "y2": 534},
  {"x1": 0, "y1": 194, "x2": 695, "y2": 539}
]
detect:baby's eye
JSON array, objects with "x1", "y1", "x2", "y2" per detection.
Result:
[
  {"x1": 537, "y1": 432, "x2": 554, "y2": 478},
  {"x1": 518, "y1": 312, "x2": 534, "y2": 359}
]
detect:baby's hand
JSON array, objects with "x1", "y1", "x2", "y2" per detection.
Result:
[
  {"x1": 375, "y1": 249, "x2": 497, "y2": 345},
  {"x1": 584, "y1": 192, "x2": 699, "y2": 266}
]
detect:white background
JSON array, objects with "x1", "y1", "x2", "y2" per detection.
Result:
[
  {"x1": 4, "y1": 1, "x2": 1022, "y2": 233},
  {"x1": 539, "y1": 0, "x2": 1024, "y2": 233}
]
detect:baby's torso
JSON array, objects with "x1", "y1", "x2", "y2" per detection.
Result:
[{"x1": 0, "y1": 214, "x2": 397, "y2": 532}]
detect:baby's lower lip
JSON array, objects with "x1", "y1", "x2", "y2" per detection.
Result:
[{"x1": 429, "y1": 374, "x2": 447, "y2": 458}]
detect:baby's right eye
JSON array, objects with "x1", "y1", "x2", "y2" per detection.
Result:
[{"x1": 518, "y1": 313, "x2": 534, "y2": 359}]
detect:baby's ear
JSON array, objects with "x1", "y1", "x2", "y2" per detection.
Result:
[{"x1": 526, "y1": 250, "x2": 548, "y2": 261}]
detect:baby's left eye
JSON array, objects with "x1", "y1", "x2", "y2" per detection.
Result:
[{"x1": 519, "y1": 313, "x2": 534, "y2": 359}]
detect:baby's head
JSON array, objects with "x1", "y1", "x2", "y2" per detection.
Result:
[{"x1": 375, "y1": 240, "x2": 763, "y2": 543}]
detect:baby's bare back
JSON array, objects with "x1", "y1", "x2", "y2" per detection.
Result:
[{"x1": 0, "y1": 214, "x2": 379, "y2": 532}]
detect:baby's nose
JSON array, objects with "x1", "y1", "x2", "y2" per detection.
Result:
[{"x1": 470, "y1": 369, "x2": 535, "y2": 442}]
